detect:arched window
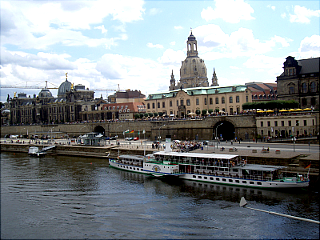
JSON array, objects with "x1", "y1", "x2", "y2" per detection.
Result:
[
  {"x1": 302, "y1": 83, "x2": 307, "y2": 93},
  {"x1": 229, "y1": 96, "x2": 233, "y2": 103},
  {"x1": 310, "y1": 82, "x2": 316, "y2": 92},
  {"x1": 221, "y1": 97, "x2": 225, "y2": 104}
]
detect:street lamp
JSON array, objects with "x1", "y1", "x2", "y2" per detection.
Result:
[
  {"x1": 159, "y1": 124, "x2": 165, "y2": 142},
  {"x1": 215, "y1": 123, "x2": 223, "y2": 148}
]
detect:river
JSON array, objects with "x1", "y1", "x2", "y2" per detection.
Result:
[{"x1": 1, "y1": 152, "x2": 319, "y2": 239}]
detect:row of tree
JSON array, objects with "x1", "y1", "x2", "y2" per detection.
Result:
[{"x1": 242, "y1": 100, "x2": 299, "y2": 110}]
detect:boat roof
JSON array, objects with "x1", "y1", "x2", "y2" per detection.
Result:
[
  {"x1": 233, "y1": 164, "x2": 286, "y2": 172},
  {"x1": 154, "y1": 151, "x2": 238, "y2": 160},
  {"x1": 120, "y1": 155, "x2": 144, "y2": 160}
]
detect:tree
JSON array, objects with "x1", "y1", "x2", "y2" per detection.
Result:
[
  {"x1": 134, "y1": 113, "x2": 140, "y2": 119},
  {"x1": 148, "y1": 113, "x2": 153, "y2": 117},
  {"x1": 195, "y1": 109, "x2": 201, "y2": 115},
  {"x1": 144, "y1": 113, "x2": 149, "y2": 118},
  {"x1": 153, "y1": 112, "x2": 158, "y2": 117},
  {"x1": 158, "y1": 112, "x2": 163, "y2": 117},
  {"x1": 202, "y1": 109, "x2": 207, "y2": 116},
  {"x1": 208, "y1": 109, "x2": 213, "y2": 114}
]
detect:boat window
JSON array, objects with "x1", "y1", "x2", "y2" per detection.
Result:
[
  {"x1": 250, "y1": 181, "x2": 254, "y2": 184},
  {"x1": 133, "y1": 168, "x2": 135, "y2": 170},
  {"x1": 193, "y1": 175, "x2": 196, "y2": 178},
  {"x1": 204, "y1": 177, "x2": 207, "y2": 179},
  {"x1": 210, "y1": 177, "x2": 213, "y2": 180},
  {"x1": 216, "y1": 178, "x2": 220, "y2": 181},
  {"x1": 232, "y1": 169, "x2": 238, "y2": 172},
  {"x1": 242, "y1": 181, "x2": 247, "y2": 184},
  {"x1": 235, "y1": 180, "x2": 240, "y2": 183},
  {"x1": 198, "y1": 176, "x2": 202, "y2": 179},
  {"x1": 229, "y1": 179, "x2": 233, "y2": 182},
  {"x1": 222, "y1": 179, "x2": 226, "y2": 182},
  {"x1": 257, "y1": 182, "x2": 262, "y2": 185}
]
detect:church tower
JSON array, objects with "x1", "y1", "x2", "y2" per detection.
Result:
[
  {"x1": 187, "y1": 31, "x2": 198, "y2": 58},
  {"x1": 211, "y1": 68, "x2": 219, "y2": 86},
  {"x1": 169, "y1": 70, "x2": 176, "y2": 90}
]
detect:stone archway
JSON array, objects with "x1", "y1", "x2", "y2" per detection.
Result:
[
  {"x1": 93, "y1": 125, "x2": 105, "y2": 136},
  {"x1": 213, "y1": 121, "x2": 235, "y2": 141}
]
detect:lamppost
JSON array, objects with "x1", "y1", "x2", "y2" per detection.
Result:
[
  {"x1": 50, "y1": 127, "x2": 54, "y2": 143},
  {"x1": 159, "y1": 124, "x2": 165, "y2": 142},
  {"x1": 215, "y1": 123, "x2": 223, "y2": 148}
]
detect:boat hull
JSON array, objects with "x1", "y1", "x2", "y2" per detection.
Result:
[
  {"x1": 179, "y1": 173, "x2": 309, "y2": 189},
  {"x1": 109, "y1": 159, "x2": 147, "y2": 175}
]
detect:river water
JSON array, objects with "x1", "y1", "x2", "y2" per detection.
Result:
[{"x1": 1, "y1": 152, "x2": 319, "y2": 239}]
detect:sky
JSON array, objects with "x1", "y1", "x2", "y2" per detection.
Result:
[{"x1": 1, "y1": 0, "x2": 320, "y2": 103}]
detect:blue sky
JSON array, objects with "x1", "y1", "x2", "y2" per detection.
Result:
[{"x1": 1, "y1": 0, "x2": 319, "y2": 103}]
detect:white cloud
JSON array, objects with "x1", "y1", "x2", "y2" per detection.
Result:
[
  {"x1": 158, "y1": 49, "x2": 185, "y2": 66},
  {"x1": 298, "y1": 35, "x2": 320, "y2": 58},
  {"x1": 267, "y1": 5, "x2": 276, "y2": 11},
  {"x1": 170, "y1": 41, "x2": 176, "y2": 46},
  {"x1": 1, "y1": 0, "x2": 145, "y2": 49},
  {"x1": 147, "y1": 43, "x2": 164, "y2": 49},
  {"x1": 174, "y1": 26, "x2": 183, "y2": 30},
  {"x1": 149, "y1": 8, "x2": 161, "y2": 15},
  {"x1": 243, "y1": 55, "x2": 285, "y2": 77},
  {"x1": 94, "y1": 25, "x2": 108, "y2": 34},
  {"x1": 201, "y1": 0, "x2": 254, "y2": 23},
  {"x1": 289, "y1": 5, "x2": 320, "y2": 24}
]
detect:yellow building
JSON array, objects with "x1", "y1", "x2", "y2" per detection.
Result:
[{"x1": 145, "y1": 85, "x2": 251, "y2": 117}]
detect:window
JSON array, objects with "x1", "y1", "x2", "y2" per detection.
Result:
[
  {"x1": 222, "y1": 179, "x2": 226, "y2": 182},
  {"x1": 204, "y1": 98, "x2": 207, "y2": 105},
  {"x1": 221, "y1": 97, "x2": 225, "y2": 104},
  {"x1": 302, "y1": 83, "x2": 307, "y2": 93},
  {"x1": 180, "y1": 100, "x2": 184, "y2": 106},
  {"x1": 162, "y1": 102, "x2": 165, "y2": 108},
  {"x1": 257, "y1": 182, "x2": 262, "y2": 185},
  {"x1": 196, "y1": 98, "x2": 199, "y2": 105},
  {"x1": 152, "y1": 103, "x2": 155, "y2": 109},
  {"x1": 236, "y1": 96, "x2": 240, "y2": 103},
  {"x1": 170, "y1": 101, "x2": 172, "y2": 107},
  {"x1": 215, "y1": 97, "x2": 219, "y2": 104},
  {"x1": 235, "y1": 180, "x2": 240, "y2": 183},
  {"x1": 281, "y1": 121, "x2": 284, "y2": 126},
  {"x1": 158, "y1": 102, "x2": 160, "y2": 108},
  {"x1": 267, "y1": 121, "x2": 270, "y2": 127},
  {"x1": 229, "y1": 179, "x2": 233, "y2": 182},
  {"x1": 210, "y1": 98, "x2": 213, "y2": 104},
  {"x1": 296, "y1": 120, "x2": 299, "y2": 126},
  {"x1": 304, "y1": 120, "x2": 307, "y2": 126},
  {"x1": 289, "y1": 87, "x2": 294, "y2": 94},
  {"x1": 246, "y1": 96, "x2": 249, "y2": 102},
  {"x1": 260, "y1": 121, "x2": 263, "y2": 127},
  {"x1": 250, "y1": 182, "x2": 254, "y2": 185},
  {"x1": 147, "y1": 103, "x2": 150, "y2": 109},
  {"x1": 176, "y1": 100, "x2": 179, "y2": 106},
  {"x1": 310, "y1": 82, "x2": 316, "y2": 92},
  {"x1": 288, "y1": 120, "x2": 291, "y2": 126},
  {"x1": 229, "y1": 96, "x2": 233, "y2": 103},
  {"x1": 186, "y1": 99, "x2": 190, "y2": 106},
  {"x1": 274, "y1": 121, "x2": 278, "y2": 127}
]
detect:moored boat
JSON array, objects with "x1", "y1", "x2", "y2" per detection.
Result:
[
  {"x1": 153, "y1": 151, "x2": 309, "y2": 189},
  {"x1": 109, "y1": 154, "x2": 180, "y2": 177},
  {"x1": 28, "y1": 146, "x2": 46, "y2": 157}
]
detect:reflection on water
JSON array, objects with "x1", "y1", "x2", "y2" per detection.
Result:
[{"x1": 1, "y1": 152, "x2": 319, "y2": 239}]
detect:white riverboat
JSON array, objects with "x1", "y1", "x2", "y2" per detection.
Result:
[
  {"x1": 28, "y1": 146, "x2": 46, "y2": 157},
  {"x1": 109, "y1": 154, "x2": 179, "y2": 177},
  {"x1": 153, "y1": 151, "x2": 309, "y2": 189}
]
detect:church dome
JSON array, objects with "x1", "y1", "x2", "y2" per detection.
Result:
[
  {"x1": 38, "y1": 88, "x2": 53, "y2": 98},
  {"x1": 58, "y1": 79, "x2": 71, "y2": 97}
]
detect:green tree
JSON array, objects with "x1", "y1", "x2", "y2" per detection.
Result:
[
  {"x1": 208, "y1": 109, "x2": 213, "y2": 114},
  {"x1": 195, "y1": 109, "x2": 201, "y2": 115},
  {"x1": 202, "y1": 109, "x2": 207, "y2": 116}
]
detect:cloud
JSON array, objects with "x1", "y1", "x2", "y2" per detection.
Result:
[
  {"x1": 1, "y1": 0, "x2": 145, "y2": 49},
  {"x1": 289, "y1": 5, "x2": 320, "y2": 24},
  {"x1": 243, "y1": 55, "x2": 285, "y2": 77},
  {"x1": 190, "y1": 25, "x2": 291, "y2": 60},
  {"x1": 147, "y1": 43, "x2": 164, "y2": 49},
  {"x1": 267, "y1": 5, "x2": 276, "y2": 11},
  {"x1": 298, "y1": 35, "x2": 320, "y2": 58},
  {"x1": 201, "y1": 0, "x2": 254, "y2": 23},
  {"x1": 94, "y1": 25, "x2": 108, "y2": 34},
  {"x1": 174, "y1": 26, "x2": 183, "y2": 30},
  {"x1": 149, "y1": 8, "x2": 161, "y2": 15},
  {"x1": 158, "y1": 49, "x2": 185, "y2": 66}
]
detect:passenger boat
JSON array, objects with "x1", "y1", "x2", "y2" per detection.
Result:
[
  {"x1": 109, "y1": 154, "x2": 179, "y2": 177},
  {"x1": 109, "y1": 135, "x2": 309, "y2": 189},
  {"x1": 152, "y1": 151, "x2": 309, "y2": 189}
]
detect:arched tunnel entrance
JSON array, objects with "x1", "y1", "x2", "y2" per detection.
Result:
[
  {"x1": 213, "y1": 121, "x2": 235, "y2": 141},
  {"x1": 93, "y1": 126, "x2": 106, "y2": 136}
]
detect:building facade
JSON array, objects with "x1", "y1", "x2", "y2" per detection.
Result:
[
  {"x1": 256, "y1": 112, "x2": 318, "y2": 139},
  {"x1": 277, "y1": 56, "x2": 319, "y2": 110},
  {"x1": 145, "y1": 85, "x2": 252, "y2": 117},
  {"x1": 8, "y1": 76, "x2": 101, "y2": 125}
]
